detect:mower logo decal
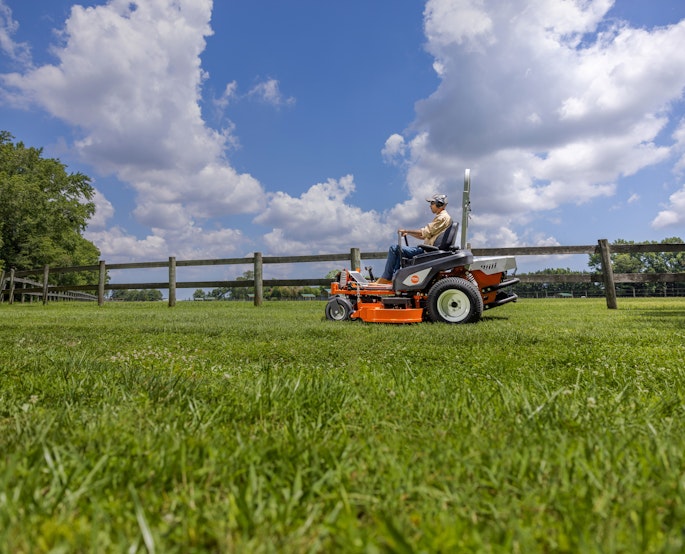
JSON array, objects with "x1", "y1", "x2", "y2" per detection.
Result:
[{"x1": 402, "y1": 268, "x2": 430, "y2": 287}]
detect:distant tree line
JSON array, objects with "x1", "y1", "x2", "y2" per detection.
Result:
[
  {"x1": 109, "y1": 289, "x2": 163, "y2": 302},
  {"x1": 511, "y1": 268, "x2": 602, "y2": 298},
  {"x1": 587, "y1": 237, "x2": 685, "y2": 274},
  {"x1": 513, "y1": 238, "x2": 685, "y2": 297},
  {"x1": 0, "y1": 131, "x2": 100, "y2": 285},
  {"x1": 193, "y1": 270, "x2": 330, "y2": 301}
]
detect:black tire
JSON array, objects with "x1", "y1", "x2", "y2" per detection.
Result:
[
  {"x1": 325, "y1": 297, "x2": 354, "y2": 321},
  {"x1": 426, "y1": 277, "x2": 483, "y2": 324}
]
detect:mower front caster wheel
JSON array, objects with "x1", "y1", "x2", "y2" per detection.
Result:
[{"x1": 325, "y1": 297, "x2": 354, "y2": 321}]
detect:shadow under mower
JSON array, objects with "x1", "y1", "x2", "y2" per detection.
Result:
[{"x1": 325, "y1": 223, "x2": 519, "y2": 324}]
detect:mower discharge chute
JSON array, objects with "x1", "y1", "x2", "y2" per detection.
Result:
[{"x1": 325, "y1": 222, "x2": 519, "y2": 324}]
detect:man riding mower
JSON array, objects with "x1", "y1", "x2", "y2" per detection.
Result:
[{"x1": 324, "y1": 192, "x2": 519, "y2": 324}]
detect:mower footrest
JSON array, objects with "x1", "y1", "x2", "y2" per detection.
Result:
[
  {"x1": 484, "y1": 291, "x2": 518, "y2": 309},
  {"x1": 483, "y1": 277, "x2": 520, "y2": 293}
]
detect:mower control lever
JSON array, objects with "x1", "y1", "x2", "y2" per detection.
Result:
[{"x1": 397, "y1": 230, "x2": 408, "y2": 251}]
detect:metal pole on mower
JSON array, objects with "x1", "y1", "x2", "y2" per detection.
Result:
[
  {"x1": 460, "y1": 169, "x2": 471, "y2": 250},
  {"x1": 398, "y1": 230, "x2": 409, "y2": 269}
]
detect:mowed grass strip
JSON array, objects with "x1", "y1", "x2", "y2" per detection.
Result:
[{"x1": 0, "y1": 298, "x2": 684, "y2": 553}]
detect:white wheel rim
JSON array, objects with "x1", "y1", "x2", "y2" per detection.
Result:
[{"x1": 437, "y1": 289, "x2": 470, "y2": 322}]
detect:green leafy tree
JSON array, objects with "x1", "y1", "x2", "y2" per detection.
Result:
[
  {"x1": 193, "y1": 289, "x2": 207, "y2": 300},
  {"x1": 110, "y1": 289, "x2": 163, "y2": 301},
  {"x1": 266, "y1": 286, "x2": 282, "y2": 300},
  {"x1": 209, "y1": 287, "x2": 231, "y2": 300},
  {"x1": 588, "y1": 238, "x2": 685, "y2": 296},
  {"x1": 642, "y1": 237, "x2": 685, "y2": 273},
  {"x1": 0, "y1": 131, "x2": 100, "y2": 284},
  {"x1": 230, "y1": 270, "x2": 254, "y2": 300},
  {"x1": 588, "y1": 239, "x2": 642, "y2": 274},
  {"x1": 301, "y1": 286, "x2": 320, "y2": 297},
  {"x1": 512, "y1": 267, "x2": 603, "y2": 298},
  {"x1": 588, "y1": 238, "x2": 685, "y2": 273},
  {"x1": 274, "y1": 286, "x2": 300, "y2": 299},
  {"x1": 320, "y1": 268, "x2": 342, "y2": 296}
]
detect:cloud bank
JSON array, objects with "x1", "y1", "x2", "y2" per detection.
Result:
[
  {"x1": 1, "y1": 0, "x2": 264, "y2": 258},
  {"x1": 1, "y1": 0, "x2": 684, "y2": 263},
  {"x1": 385, "y1": 0, "x2": 685, "y2": 244}
]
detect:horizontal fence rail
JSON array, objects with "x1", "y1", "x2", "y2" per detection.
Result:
[
  {"x1": 1, "y1": 240, "x2": 684, "y2": 309},
  {"x1": 0, "y1": 275, "x2": 98, "y2": 303}
]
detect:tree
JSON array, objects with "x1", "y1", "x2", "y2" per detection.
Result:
[
  {"x1": 208, "y1": 287, "x2": 231, "y2": 300},
  {"x1": 0, "y1": 132, "x2": 99, "y2": 284},
  {"x1": 512, "y1": 267, "x2": 603, "y2": 298},
  {"x1": 642, "y1": 237, "x2": 685, "y2": 274},
  {"x1": 588, "y1": 238, "x2": 685, "y2": 273},
  {"x1": 192, "y1": 289, "x2": 207, "y2": 300},
  {"x1": 110, "y1": 289, "x2": 163, "y2": 301},
  {"x1": 588, "y1": 238, "x2": 685, "y2": 296},
  {"x1": 230, "y1": 270, "x2": 254, "y2": 300}
]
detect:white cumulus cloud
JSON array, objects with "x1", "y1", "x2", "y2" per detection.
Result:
[
  {"x1": 652, "y1": 186, "x2": 685, "y2": 228},
  {"x1": 388, "y1": 0, "x2": 685, "y2": 245},
  {"x1": 255, "y1": 175, "x2": 391, "y2": 254},
  {"x1": 248, "y1": 78, "x2": 295, "y2": 107},
  {"x1": 0, "y1": 1, "x2": 30, "y2": 65},
  {"x1": 1, "y1": 0, "x2": 264, "y2": 259}
]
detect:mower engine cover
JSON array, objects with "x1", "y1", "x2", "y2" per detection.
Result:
[{"x1": 469, "y1": 256, "x2": 517, "y2": 275}]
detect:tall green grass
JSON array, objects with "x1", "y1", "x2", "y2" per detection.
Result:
[{"x1": 1, "y1": 298, "x2": 684, "y2": 552}]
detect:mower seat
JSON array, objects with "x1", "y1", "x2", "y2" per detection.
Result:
[
  {"x1": 401, "y1": 222, "x2": 460, "y2": 268},
  {"x1": 419, "y1": 221, "x2": 459, "y2": 253}
]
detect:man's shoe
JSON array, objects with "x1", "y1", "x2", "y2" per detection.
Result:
[{"x1": 375, "y1": 278, "x2": 392, "y2": 285}]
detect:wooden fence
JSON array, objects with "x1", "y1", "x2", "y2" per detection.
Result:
[
  {"x1": 1, "y1": 239, "x2": 684, "y2": 310},
  {"x1": 0, "y1": 275, "x2": 98, "y2": 303}
]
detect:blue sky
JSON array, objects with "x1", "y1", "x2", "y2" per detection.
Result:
[{"x1": 2, "y1": 0, "x2": 685, "y2": 287}]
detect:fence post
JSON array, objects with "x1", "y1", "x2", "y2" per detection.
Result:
[
  {"x1": 168, "y1": 257, "x2": 177, "y2": 307},
  {"x1": 254, "y1": 252, "x2": 263, "y2": 306},
  {"x1": 98, "y1": 260, "x2": 106, "y2": 306},
  {"x1": 42, "y1": 265, "x2": 50, "y2": 305},
  {"x1": 350, "y1": 248, "x2": 361, "y2": 270},
  {"x1": 598, "y1": 239, "x2": 618, "y2": 309},
  {"x1": 0, "y1": 269, "x2": 5, "y2": 303},
  {"x1": 8, "y1": 268, "x2": 15, "y2": 305}
]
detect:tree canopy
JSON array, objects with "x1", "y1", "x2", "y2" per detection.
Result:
[
  {"x1": 0, "y1": 131, "x2": 100, "y2": 284},
  {"x1": 588, "y1": 237, "x2": 685, "y2": 274},
  {"x1": 587, "y1": 237, "x2": 685, "y2": 296},
  {"x1": 110, "y1": 289, "x2": 163, "y2": 302}
]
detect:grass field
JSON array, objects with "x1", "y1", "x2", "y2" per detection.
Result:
[{"x1": 1, "y1": 297, "x2": 684, "y2": 553}]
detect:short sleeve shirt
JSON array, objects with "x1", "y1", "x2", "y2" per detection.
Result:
[{"x1": 421, "y1": 210, "x2": 452, "y2": 246}]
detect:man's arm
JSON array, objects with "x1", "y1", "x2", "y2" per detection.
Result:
[
  {"x1": 402, "y1": 212, "x2": 450, "y2": 241},
  {"x1": 399, "y1": 229, "x2": 423, "y2": 239}
]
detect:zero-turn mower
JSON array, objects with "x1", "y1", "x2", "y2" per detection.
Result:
[{"x1": 324, "y1": 222, "x2": 519, "y2": 324}]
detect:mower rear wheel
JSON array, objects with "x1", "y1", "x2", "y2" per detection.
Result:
[
  {"x1": 325, "y1": 296, "x2": 354, "y2": 321},
  {"x1": 426, "y1": 277, "x2": 483, "y2": 324}
]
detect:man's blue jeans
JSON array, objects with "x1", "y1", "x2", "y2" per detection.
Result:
[{"x1": 381, "y1": 245, "x2": 424, "y2": 280}]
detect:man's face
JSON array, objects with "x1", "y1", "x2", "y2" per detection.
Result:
[{"x1": 430, "y1": 202, "x2": 439, "y2": 213}]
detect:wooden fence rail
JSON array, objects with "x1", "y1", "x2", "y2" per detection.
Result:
[
  {"x1": 1, "y1": 240, "x2": 684, "y2": 309},
  {"x1": 0, "y1": 273, "x2": 98, "y2": 303}
]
